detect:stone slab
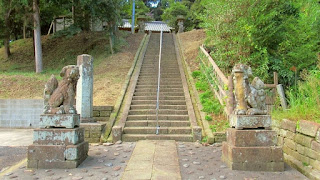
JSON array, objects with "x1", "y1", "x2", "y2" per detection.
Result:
[
  {"x1": 311, "y1": 141, "x2": 320, "y2": 153},
  {"x1": 27, "y1": 144, "x2": 66, "y2": 162},
  {"x1": 317, "y1": 129, "x2": 320, "y2": 143},
  {"x1": 27, "y1": 142, "x2": 88, "y2": 169},
  {"x1": 65, "y1": 141, "x2": 89, "y2": 161},
  {"x1": 229, "y1": 115, "x2": 271, "y2": 129},
  {"x1": 223, "y1": 160, "x2": 285, "y2": 172},
  {"x1": 39, "y1": 114, "x2": 80, "y2": 128},
  {"x1": 297, "y1": 120, "x2": 320, "y2": 137},
  {"x1": 222, "y1": 142, "x2": 284, "y2": 163},
  {"x1": 281, "y1": 119, "x2": 297, "y2": 132},
  {"x1": 226, "y1": 128, "x2": 277, "y2": 147},
  {"x1": 295, "y1": 133, "x2": 313, "y2": 148},
  {"x1": 33, "y1": 128, "x2": 84, "y2": 145}
]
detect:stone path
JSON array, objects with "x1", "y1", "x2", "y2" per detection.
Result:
[
  {"x1": 0, "y1": 129, "x2": 308, "y2": 180},
  {"x1": 122, "y1": 140, "x2": 181, "y2": 180},
  {"x1": 0, "y1": 128, "x2": 33, "y2": 146}
]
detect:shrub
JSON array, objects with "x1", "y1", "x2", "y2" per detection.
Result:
[{"x1": 199, "y1": 0, "x2": 319, "y2": 86}]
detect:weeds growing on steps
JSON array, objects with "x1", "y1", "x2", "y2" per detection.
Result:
[
  {"x1": 192, "y1": 70, "x2": 229, "y2": 132},
  {"x1": 272, "y1": 70, "x2": 320, "y2": 124}
]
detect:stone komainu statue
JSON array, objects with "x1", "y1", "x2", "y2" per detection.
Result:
[
  {"x1": 43, "y1": 65, "x2": 79, "y2": 114},
  {"x1": 232, "y1": 64, "x2": 267, "y2": 115}
]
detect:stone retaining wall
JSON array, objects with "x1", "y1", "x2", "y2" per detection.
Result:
[
  {"x1": 0, "y1": 99, "x2": 113, "y2": 131},
  {"x1": 80, "y1": 106, "x2": 113, "y2": 143},
  {"x1": 0, "y1": 99, "x2": 43, "y2": 128},
  {"x1": 93, "y1": 106, "x2": 113, "y2": 122},
  {"x1": 272, "y1": 119, "x2": 320, "y2": 179}
]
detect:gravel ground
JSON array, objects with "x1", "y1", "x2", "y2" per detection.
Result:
[
  {"x1": 1, "y1": 141, "x2": 308, "y2": 180},
  {"x1": 1, "y1": 142, "x2": 136, "y2": 180},
  {"x1": 0, "y1": 147, "x2": 27, "y2": 172},
  {"x1": 177, "y1": 142, "x2": 307, "y2": 180}
]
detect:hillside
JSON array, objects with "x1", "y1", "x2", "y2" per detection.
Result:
[{"x1": 0, "y1": 32, "x2": 144, "y2": 105}]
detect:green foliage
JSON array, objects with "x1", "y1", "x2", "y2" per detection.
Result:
[
  {"x1": 161, "y1": 0, "x2": 188, "y2": 30},
  {"x1": 52, "y1": 25, "x2": 82, "y2": 38},
  {"x1": 195, "y1": 80, "x2": 209, "y2": 91},
  {"x1": 200, "y1": 90, "x2": 223, "y2": 115},
  {"x1": 272, "y1": 70, "x2": 320, "y2": 123},
  {"x1": 205, "y1": 114, "x2": 212, "y2": 121},
  {"x1": 200, "y1": 0, "x2": 320, "y2": 86},
  {"x1": 201, "y1": 136, "x2": 208, "y2": 143},
  {"x1": 209, "y1": 121, "x2": 229, "y2": 132},
  {"x1": 191, "y1": 70, "x2": 201, "y2": 78}
]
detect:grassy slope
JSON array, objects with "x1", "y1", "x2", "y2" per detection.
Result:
[
  {"x1": 178, "y1": 29, "x2": 228, "y2": 132},
  {"x1": 0, "y1": 32, "x2": 144, "y2": 105}
]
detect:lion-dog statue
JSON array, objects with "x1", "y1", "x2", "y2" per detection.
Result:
[
  {"x1": 232, "y1": 64, "x2": 267, "y2": 115},
  {"x1": 43, "y1": 65, "x2": 79, "y2": 114}
]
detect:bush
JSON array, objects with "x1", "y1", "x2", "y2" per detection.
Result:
[
  {"x1": 199, "y1": 0, "x2": 319, "y2": 86},
  {"x1": 272, "y1": 70, "x2": 320, "y2": 123}
]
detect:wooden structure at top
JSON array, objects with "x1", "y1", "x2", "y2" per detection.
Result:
[{"x1": 198, "y1": 45, "x2": 279, "y2": 116}]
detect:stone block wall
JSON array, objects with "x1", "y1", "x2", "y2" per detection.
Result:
[
  {"x1": 80, "y1": 123, "x2": 106, "y2": 143},
  {"x1": 0, "y1": 99, "x2": 43, "y2": 128},
  {"x1": 93, "y1": 106, "x2": 113, "y2": 122},
  {"x1": 273, "y1": 119, "x2": 320, "y2": 179}
]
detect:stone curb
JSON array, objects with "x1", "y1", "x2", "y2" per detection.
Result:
[
  {"x1": 100, "y1": 34, "x2": 148, "y2": 142},
  {"x1": 175, "y1": 34, "x2": 214, "y2": 144}
]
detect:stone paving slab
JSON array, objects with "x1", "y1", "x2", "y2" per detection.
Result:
[
  {"x1": 122, "y1": 140, "x2": 181, "y2": 180},
  {"x1": 177, "y1": 142, "x2": 308, "y2": 180}
]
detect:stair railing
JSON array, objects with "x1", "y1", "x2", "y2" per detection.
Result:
[{"x1": 156, "y1": 25, "x2": 163, "y2": 135}]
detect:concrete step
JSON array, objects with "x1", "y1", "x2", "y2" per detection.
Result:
[
  {"x1": 130, "y1": 104, "x2": 187, "y2": 110},
  {"x1": 137, "y1": 77, "x2": 182, "y2": 81},
  {"x1": 122, "y1": 134, "x2": 193, "y2": 142},
  {"x1": 125, "y1": 120, "x2": 190, "y2": 127},
  {"x1": 138, "y1": 74, "x2": 181, "y2": 78},
  {"x1": 136, "y1": 82, "x2": 183, "y2": 86},
  {"x1": 123, "y1": 127, "x2": 192, "y2": 134},
  {"x1": 131, "y1": 100, "x2": 186, "y2": 105},
  {"x1": 135, "y1": 85, "x2": 183, "y2": 89},
  {"x1": 127, "y1": 114, "x2": 189, "y2": 120},
  {"x1": 134, "y1": 92, "x2": 185, "y2": 96},
  {"x1": 134, "y1": 88, "x2": 184, "y2": 93},
  {"x1": 128, "y1": 109, "x2": 188, "y2": 115},
  {"x1": 132, "y1": 96, "x2": 185, "y2": 101}
]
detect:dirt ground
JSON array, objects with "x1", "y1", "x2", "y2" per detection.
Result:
[
  {"x1": 178, "y1": 29, "x2": 206, "y2": 72},
  {"x1": 0, "y1": 33, "x2": 144, "y2": 106},
  {"x1": 93, "y1": 34, "x2": 144, "y2": 105}
]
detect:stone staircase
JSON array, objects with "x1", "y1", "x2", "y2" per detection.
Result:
[{"x1": 121, "y1": 33, "x2": 196, "y2": 142}]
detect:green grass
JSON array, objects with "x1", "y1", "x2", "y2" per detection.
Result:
[
  {"x1": 209, "y1": 121, "x2": 229, "y2": 132},
  {"x1": 272, "y1": 70, "x2": 320, "y2": 124}
]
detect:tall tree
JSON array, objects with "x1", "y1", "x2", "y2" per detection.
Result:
[{"x1": 33, "y1": 0, "x2": 42, "y2": 73}]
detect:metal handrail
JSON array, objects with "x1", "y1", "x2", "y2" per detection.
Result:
[{"x1": 156, "y1": 26, "x2": 163, "y2": 135}]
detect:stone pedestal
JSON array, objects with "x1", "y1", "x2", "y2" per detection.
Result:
[
  {"x1": 177, "y1": 15, "x2": 185, "y2": 33},
  {"x1": 27, "y1": 114, "x2": 88, "y2": 169},
  {"x1": 222, "y1": 115, "x2": 284, "y2": 171},
  {"x1": 76, "y1": 54, "x2": 95, "y2": 123}
]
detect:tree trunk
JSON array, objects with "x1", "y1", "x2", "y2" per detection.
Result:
[
  {"x1": 4, "y1": 11, "x2": 11, "y2": 58},
  {"x1": 23, "y1": 15, "x2": 27, "y2": 39},
  {"x1": 33, "y1": 0, "x2": 43, "y2": 73}
]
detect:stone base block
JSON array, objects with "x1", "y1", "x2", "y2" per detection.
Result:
[
  {"x1": 33, "y1": 128, "x2": 85, "y2": 145},
  {"x1": 80, "y1": 117, "x2": 96, "y2": 123},
  {"x1": 230, "y1": 115, "x2": 271, "y2": 129},
  {"x1": 27, "y1": 142, "x2": 88, "y2": 169},
  {"x1": 226, "y1": 128, "x2": 277, "y2": 147},
  {"x1": 81, "y1": 122, "x2": 106, "y2": 143},
  {"x1": 222, "y1": 142, "x2": 284, "y2": 171},
  {"x1": 222, "y1": 159, "x2": 284, "y2": 172},
  {"x1": 39, "y1": 114, "x2": 80, "y2": 128}
]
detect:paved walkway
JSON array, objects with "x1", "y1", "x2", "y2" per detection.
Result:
[
  {"x1": 0, "y1": 129, "x2": 307, "y2": 180},
  {"x1": 122, "y1": 140, "x2": 181, "y2": 180},
  {"x1": 0, "y1": 128, "x2": 33, "y2": 146}
]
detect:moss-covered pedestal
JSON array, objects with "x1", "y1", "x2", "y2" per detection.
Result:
[
  {"x1": 222, "y1": 115, "x2": 284, "y2": 171},
  {"x1": 27, "y1": 114, "x2": 88, "y2": 169}
]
